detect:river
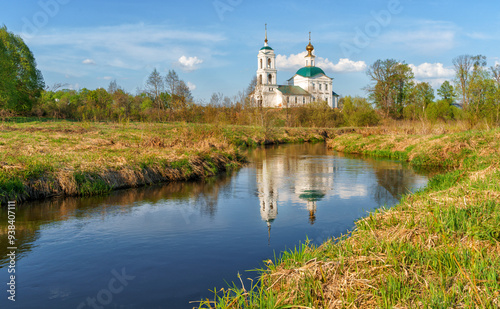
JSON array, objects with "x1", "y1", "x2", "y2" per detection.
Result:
[{"x1": 0, "y1": 143, "x2": 428, "y2": 309}]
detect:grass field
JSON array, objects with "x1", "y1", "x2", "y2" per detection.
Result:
[
  {"x1": 0, "y1": 120, "x2": 338, "y2": 204},
  {"x1": 198, "y1": 128, "x2": 500, "y2": 308}
]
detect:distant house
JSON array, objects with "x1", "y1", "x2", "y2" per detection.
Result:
[{"x1": 251, "y1": 28, "x2": 339, "y2": 108}]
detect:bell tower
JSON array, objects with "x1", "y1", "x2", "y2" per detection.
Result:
[{"x1": 256, "y1": 24, "x2": 277, "y2": 88}]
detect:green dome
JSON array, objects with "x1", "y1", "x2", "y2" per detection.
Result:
[
  {"x1": 260, "y1": 46, "x2": 273, "y2": 51},
  {"x1": 296, "y1": 66, "x2": 325, "y2": 77},
  {"x1": 298, "y1": 190, "x2": 325, "y2": 202}
]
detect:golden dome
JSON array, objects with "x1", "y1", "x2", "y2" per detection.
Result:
[
  {"x1": 306, "y1": 42, "x2": 314, "y2": 51},
  {"x1": 306, "y1": 32, "x2": 314, "y2": 56}
]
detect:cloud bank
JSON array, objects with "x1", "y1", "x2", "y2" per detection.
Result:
[{"x1": 276, "y1": 51, "x2": 367, "y2": 73}]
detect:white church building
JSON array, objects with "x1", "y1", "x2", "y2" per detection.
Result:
[{"x1": 251, "y1": 28, "x2": 339, "y2": 108}]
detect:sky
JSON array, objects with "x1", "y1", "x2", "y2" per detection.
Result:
[{"x1": 2, "y1": 0, "x2": 500, "y2": 103}]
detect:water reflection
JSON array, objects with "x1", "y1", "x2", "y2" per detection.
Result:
[
  {"x1": 0, "y1": 143, "x2": 429, "y2": 309},
  {"x1": 0, "y1": 144, "x2": 428, "y2": 268},
  {"x1": 250, "y1": 144, "x2": 427, "y2": 239},
  {"x1": 0, "y1": 174, "x2": 234, "y2": 267}
]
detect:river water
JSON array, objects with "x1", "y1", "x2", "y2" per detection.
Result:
[{"x1": 0, "y1": 143, "x2": 428, "y2": 309}]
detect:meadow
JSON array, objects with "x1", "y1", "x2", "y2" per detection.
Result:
[{"x1": 0, "y1": 120, "x2": 335, "y2": 205}]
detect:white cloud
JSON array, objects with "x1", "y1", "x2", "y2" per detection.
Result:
[
  {"x1": 409, "y1": 63, "x2": 454, "y2": 79},
  {"x1": 319, "y1": 58, "x2": 367, "y2": 73},
  {"x1": 177, "y1": 56, "x2": 203, "y2": 72},
  {"x1": 186, "y1": 81, "x2": 196, "y2": 91},
  {"x1": 82, "y1": 59, "x2": 96, "y2": 65},
  {"x1": 276, "y1": 52, "x2": 307, "y2": 70},
  {"x1": 277, "y1": 51, "x2": 366, "y2": 73},
  {"x1": 409, "y1": 63, "x2": 455, "y2": 88}
]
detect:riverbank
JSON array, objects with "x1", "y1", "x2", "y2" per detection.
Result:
[
  {"x1": 0, "y1": 121, "x2": 343, "y2": 205},
  {"x1": 200, "y1": 129, "x2": 500, "y2": 308}
]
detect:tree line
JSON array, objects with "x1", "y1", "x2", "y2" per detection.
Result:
[
  {"x1": 1, "y1": 25, "x2": 500, "y2": 128},
  {"x1": 365, "y1": 56, "x2": 500, "y2": 126}
]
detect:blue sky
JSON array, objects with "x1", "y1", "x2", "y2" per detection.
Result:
[{"x1": 2, "y1": 0, "x2": 500, "y2": 102}]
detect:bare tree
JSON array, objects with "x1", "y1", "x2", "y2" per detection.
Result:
[
  {"x1": 209, "y1": 92, "x2": 224, "y2": 106},
  {"x1": 491, "y1": 64, "x2": 500, "y2": 87},
  {"x1": 177, "y1": 80, "x2": 193, "y2": 103},
  {"x1": 246, "y1": 76, "x2": 257, "y2": 97},
  {"x1": 452, "y1": 54, "x2": 486, "y2": 110},
  {"x1": 46, "y1": 82, "x2": 69, "y2": 92},
  {"x1": 165, "y1": 69, "x2": 179, "y2": 96},
  {"x1": 107, "y1": 79, "x2": 119, "y2": 94},
  {"x1": 145, "y1": 68, "x2": 165, "y2": 109}
]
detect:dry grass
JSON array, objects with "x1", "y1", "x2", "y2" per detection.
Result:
[{"x1": 0, "y1": 121, "x2": 341, "y2": 204}]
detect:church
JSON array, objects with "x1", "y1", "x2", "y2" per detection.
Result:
[{"x1": 251, "y1": 27, "x2": 339, "y2": 108}]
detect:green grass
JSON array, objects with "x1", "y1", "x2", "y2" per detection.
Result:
[
  {"x1": 73, "y1": 171, "x2": 112, "y2": 196},
  {"x1": 198, "y1": 129, "x2": 500, "y2": 309}
]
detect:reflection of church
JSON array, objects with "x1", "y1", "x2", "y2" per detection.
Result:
[
  {"x1": 256, "y1": 157, "x2": 280, "y2": 244},
  {"x1": 256, "y1": 148, "x2": 336, "y2": 239}
]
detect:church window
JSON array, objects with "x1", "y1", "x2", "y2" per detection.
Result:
[
  {"x1": 260, "y1": 59, "x2": 262, "y2": 69},
  {"x1": 258, "y1": 75, "x2": 262, "y2": 84},
  {"x1": 319, "y1": 84, "x2": 322, "y2": 90},
  {"x1": 295, "y1": 97, "x2": 297, "y2": 104},
  {"x1": 268, "y1": 74, "x2": 272, "y2": 84},
  {"x1": 325, "y1": 84, "x2": 328, "y2": 91},
  {"x1": 311, "y1": 60, "x2": 314, "y2": 66},
  {"x1": 268, "y1": 58, "x2": 272, "y2": 68}
]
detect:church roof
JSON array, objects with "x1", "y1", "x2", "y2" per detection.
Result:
[
  {"x1": 277, "y1": 85, "x2": 311, "y2": 96},
  {"x1": 295, "y1": 66, "x2": 326, "y2": 77},
  {"x1": 260, "y1": 46, "x2": 273, "y2": 51}
]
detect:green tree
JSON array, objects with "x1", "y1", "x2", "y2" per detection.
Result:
[
  {"x1": 342, "y1": 96, "x2": 380, "y2": 127},
  {"x1": 366, "y1": 59, "x2": 414, "y2": 119},
  {"x1": 0, "y1": 26, "x2": 44, "y2": 113},
  {"x1": 468, "y1": 68, "x2": 499, "y2": 125},
  {"x1": 452, "y1": 54, "x2": 486, "y2": 110},
  {"x1": 416, "y1": 82, "x2": 435, "y2": 111},
  {"x1": 437, "y1": 81, "x2": 455, "y2": 103}
]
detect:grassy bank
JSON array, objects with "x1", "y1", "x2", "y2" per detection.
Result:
[
  {"x1": 0, "y1": 120, "x2": 341, "y2": 204},
  {"x1": 199, "y1": 129, "x2": 500, "y2": 308}
]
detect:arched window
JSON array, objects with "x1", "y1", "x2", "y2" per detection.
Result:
[
  {"x1": 260, "y1": 59, "x2": 263, "y2": 69},
  {"x1": 258, "y1": 75, "x2": 262, "y2": 85},
  {"x1": 267, "y1": 58, "x2": 272, "y2": 68},
  {"x1": 268, "y1": 74, "x2": 272, "y2": 84}
]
